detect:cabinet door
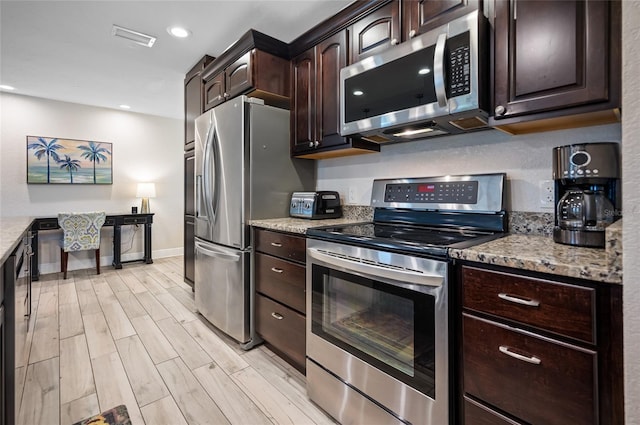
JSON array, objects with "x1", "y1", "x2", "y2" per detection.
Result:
[
  {"x1": 204, "y1": 73, "x2": 225, "y2": 111},
  {"x1": 225, "y1": 51, "x2": 252, "y2": 100},
  {"x1": 404, "y1": 0, "x2": 480, "y2": 39},
  {"x1": 184, "y1": 151, "x2": 195, "y2": 216},
  {"x1": 350, "y1": 0, "x2": 400, "y2": 64},
  {"x1": 184, "y1": 216, "x2": 195, "y2": 286},
  {"x1": 316, "y1": 31, "x2": 349, "y2": 150},
  {"x1": 290, "y1": 48, "x2": 316, "y2": 155},
  {"x1": 493, "y1": 0, "x2": 610, "y2": 120},
  {"x1": 463, "y1": 314, "x2": 597, "y2": 425},
  {"x1": 184, "y1": 73, "x2": 202, "y2": 149}
]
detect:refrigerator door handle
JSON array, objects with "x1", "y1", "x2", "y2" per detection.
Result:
[
  {"x1": 203, "y1": 125, "x2": 216, "y2": 225},
  {"x1": 210, "y1": 124, "x2": 221, "y2": 223},
  {"x1": 195, "y1": 240, "x2": 240, "y2": 262},
  {"x1": 196, "y1": 175, "x2": 205, "y2": 219}
]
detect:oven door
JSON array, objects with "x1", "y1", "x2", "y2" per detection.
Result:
[{"x1": 306, "y1": 239, "x2": 449, "y2": 425}]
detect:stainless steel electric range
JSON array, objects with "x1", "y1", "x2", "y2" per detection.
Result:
[{"x1": 305, "y1": 173, "x2": 507, "y2": 425}]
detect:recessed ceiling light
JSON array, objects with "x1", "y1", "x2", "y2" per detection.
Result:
[
  {"x1": 168, "y1": 26, "x2": 191, "y2": 38},
  {"x1": 418, "y1": 67, "x2": 431, "y2": 75},
  {"x1": 353, "y1": 90, "x2": 364, "y2": 96},
  {"x1": 0, "y1": 84, "x2": 16, "y2": 91},
  {"x1": 119, "y1": 104, "x2": 131, "y2": 110}
]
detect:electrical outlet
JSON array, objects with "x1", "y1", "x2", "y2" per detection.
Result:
[
  {"x1": 348, "y1": 187, "x2": 357, "y2": 204},
  {"x1": 539, "y1": 180, "x2": 554, "y2": 208}
]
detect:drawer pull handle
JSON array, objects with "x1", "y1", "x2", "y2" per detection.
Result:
[
  {"x1": 498, "y1": 293, "x2": 540, "y2": 307},
  {"x1": 270, "y1": 242, "x2": 282, "y2": 247},
  {"x1": 270, "y1": 267, "x2": 283, "y2": 273},
  {"x1": 271, "y1": 312, "x2": 284, "y2": 320},
  {"x1": 499, "y1": 346, "x2": 541, "y2": 364}
]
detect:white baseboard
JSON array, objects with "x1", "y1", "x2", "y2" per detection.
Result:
[{"x1": 37, "y1": 248, "x2": 184, "y2": 275}]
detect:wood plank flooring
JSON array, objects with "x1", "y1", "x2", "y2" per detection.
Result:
[{"x1": 14, "y1": 257, "x2": 335, "y2": 425}]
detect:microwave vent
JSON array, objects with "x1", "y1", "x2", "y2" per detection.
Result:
[
  {"x1": 449, "y1": 116, "x2": 488, "y2": 130},
  {"x1": 362, "y1": 135, "x2": 393, "y2": 143}
]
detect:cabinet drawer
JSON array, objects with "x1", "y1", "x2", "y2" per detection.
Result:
[
  {"x1": 36, "y1": 219, "x2": 59, "y2": 230},
  {"x1": 463, "y1": 314, "x2": 597, "y2": 425},
  {"x1": 464, "y1": 396, "x2": 521, "y2": 425},
  {"x1": 256, "y1": 294, "x2": 306, "y2": 370},
  {"x1": 123, "y1": 216, "x2": 148, "y2": 225},
  {"x1": 255, "y1": 229, "x2": 306, "y2": 263},
  {"x1": 462, "y1": 266, "x2": 595, "y2": 343},
  {"x1": 255, "y1": 253, "x2": 306, "y2": 314}
]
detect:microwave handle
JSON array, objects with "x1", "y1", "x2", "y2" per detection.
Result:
[{"x1": 434, "y1": 33, "x2": 448, "y2": 108}]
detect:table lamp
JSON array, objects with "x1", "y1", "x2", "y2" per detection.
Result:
[{"x1": 136, "y1": 182, "x2": 156, "y2": 214}]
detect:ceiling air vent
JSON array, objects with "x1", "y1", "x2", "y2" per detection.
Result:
[{"x1": 112, "y1": 25, "x2": 156, "y2": 48}]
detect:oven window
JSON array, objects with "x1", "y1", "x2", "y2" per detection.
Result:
[{"x1": 311, "y1": 264, "x2": 436, "y2": 398}]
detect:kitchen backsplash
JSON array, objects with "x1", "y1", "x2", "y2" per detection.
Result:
[
  {"x1": 342, "y1": 205, "x2": 554, "y2": 236},
  {"x1": 317, "y1": 123, "x2": 621, "y2": 213}
]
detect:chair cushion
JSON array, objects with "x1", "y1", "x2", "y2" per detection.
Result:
[{"x1": 58, "y1": 212, "x2": 106, "y2": 252}]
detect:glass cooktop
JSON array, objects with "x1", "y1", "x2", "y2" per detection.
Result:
[{"x1": 307, "y1": 222, "x2": 503, "y2": 258}]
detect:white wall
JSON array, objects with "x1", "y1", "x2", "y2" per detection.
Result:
[
  {"x1": 0, "y1": 92, "x2": 183, "y2": 273},
  {"x1": 317, "y1": 123, "x2": 621, "y2": 211},
  {"x1": 623, "y1": 1, "x2": 640, "y2": 422}
]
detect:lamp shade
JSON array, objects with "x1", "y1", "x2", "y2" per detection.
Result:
[{"x1": 136, "y1": 182, "x2": 156, "y2": 198}]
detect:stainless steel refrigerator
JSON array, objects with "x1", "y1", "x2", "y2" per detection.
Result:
[{"x1": 194, "y1": 96, "x2": 314, "y2": 348}]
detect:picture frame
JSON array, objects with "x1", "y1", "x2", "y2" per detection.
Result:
[{"x1": 26, "y1": 136, "x2": 113, "y2": 184}]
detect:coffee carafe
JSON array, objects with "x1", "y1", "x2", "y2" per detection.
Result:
[{"x1": 553, "y1": 143, "x2": 620, "y2": 248}]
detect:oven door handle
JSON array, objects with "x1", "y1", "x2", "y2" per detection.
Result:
[{"x1": 308, "y1": 248, "x2": 444, "y2": 287}]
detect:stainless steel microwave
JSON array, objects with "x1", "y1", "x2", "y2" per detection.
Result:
[{"x1": 340, "y1": 10, "x2": 489, "y2": 143}]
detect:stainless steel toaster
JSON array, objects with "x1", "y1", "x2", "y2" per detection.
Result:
[{"x1": 290, "y1": 191, "x2": 342, "y2": 219}]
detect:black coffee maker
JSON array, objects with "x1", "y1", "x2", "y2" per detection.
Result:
[{"x1": 553, "y1": 142, "x2": 621, "y2": 248}]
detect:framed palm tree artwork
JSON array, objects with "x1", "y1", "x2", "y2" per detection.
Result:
[{"x1": 26, "y1": 136, "x2": 113, "y2": 184}]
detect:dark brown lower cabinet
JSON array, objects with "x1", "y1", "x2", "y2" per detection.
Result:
[
  {"x1": 253, "y1": 228, "x2": 306, "y2": 373},
  {"x1": 184, "y1": 216, "x2": 195, "y2": 287},
  {"x1": 459, "y1": 264, "x2": 623, "y2": 425}
]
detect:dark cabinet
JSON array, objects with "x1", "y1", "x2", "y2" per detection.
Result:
[
  {"x1": 204, "y1": 49, "x2": 290, "y2": 111},
  {"x1": 184, "y1": 57, "x2": 211, "y2": 286},
  {"x1": 254, "y1": 228, "x2": 307, "y2": 373},
  {"x1": 349, "y1": 0, "x2": 401, "y2": 63},
  {"x1": 291, "y1": 31, "x2": 380, "y2": 159},
  {"x1": 403, "y1": 0, "x2": 480, "y2": 39},
  {"x1": 203, "y1": 72, "x2": 225, "y2": 111},
  {"x1": 184, "y1": 150, "x2": 196, "y2": 287},
  {"x1": 185, "y1": 55, "x2": 214, "y2": 151},
  {"x1": 459, "y1": 264, "x2": 623, "y2": 424},
  {"x1": 491, "y1": 0, "x2": 621, "y2": 133},
  {"x1": 184, "y1": 216, "x2": 195, "y2": 286}
]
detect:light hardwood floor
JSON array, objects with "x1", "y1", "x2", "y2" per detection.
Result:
[{"x1": 14, "y1": 256, "x2": 336, "y2": 425}]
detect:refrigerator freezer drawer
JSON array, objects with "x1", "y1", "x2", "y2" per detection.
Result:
[{"x1": 194, "y1": 238, "x2": 250, "y2": 343}]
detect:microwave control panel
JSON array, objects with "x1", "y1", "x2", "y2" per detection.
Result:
[
  {"x1": 384, "y1": 181, "x2": 478, "y2": 204},
  {"x1": 448, "y1": 31, "x2": 471, "y2": 97}
]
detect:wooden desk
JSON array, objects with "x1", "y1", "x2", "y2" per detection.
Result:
[{"x1": 30, "y1": 213, "x2": 154, "y2": 281}]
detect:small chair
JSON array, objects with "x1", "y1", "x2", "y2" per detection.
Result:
[{"x1": 58, "y1": 211, "x2": 106, "y2": 279}]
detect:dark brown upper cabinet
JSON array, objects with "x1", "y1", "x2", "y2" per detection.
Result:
[
  {"x1": 184, "y1": 55, "x2": 214, "y2": 151},
  {"x1": 491, "y1": 0, "x2": 621, "y2": 134},
  {"x1": 403, "y1": 0, "x2": 480, "y2": 40},
  {"x1": 203, "y1": 72, "x2": 225, "y2": 111},
  {"x1": 349, "y1": 0, "x2": 401, "y2": 63},
  {"x1": 202, "y1": 30, "x2": 291, "y2": 112},
  {"x1": 204, "y1": 49, "x2": 290, "y2": 111},
  {"x1": 291, "y1": 31, "x2": 380, "y2": 159}
]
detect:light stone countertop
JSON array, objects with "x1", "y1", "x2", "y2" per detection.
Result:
[
  {"x1": 1, "y1": 216, "x2": 34, "y2": 264},
  {"x1": 250, "y1": 217, "x2": 367, "y2": 235},
  {"x1": 450, "y1": 232, "x2": 622, "y2": 284}
]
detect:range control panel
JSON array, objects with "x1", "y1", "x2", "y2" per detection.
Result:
[{"x1": 384, "y1": 181, "x2": 479, "y2": 204}]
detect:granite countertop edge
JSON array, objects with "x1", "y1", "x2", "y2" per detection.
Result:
[
  {"x1": 0, "y1": 216, "x2": 35, "y2": 264},
  {"x1": 250, "y1": 217, "x2": 622, "y2": 284},
  {"x1": 450, "y1": 233, "x2": 621, "y2": 284}
]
